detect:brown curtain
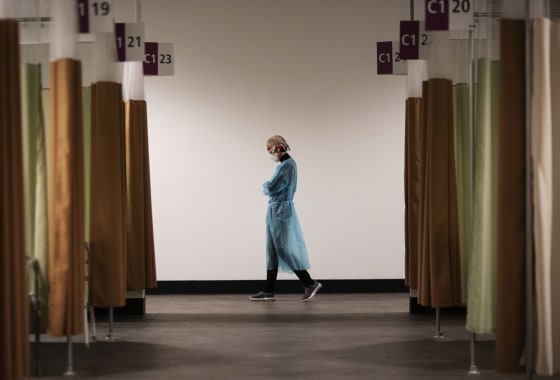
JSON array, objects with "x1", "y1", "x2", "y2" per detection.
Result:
[
  {"x1": 495, "y1": 19, "x2": 527, "y2": 373},
  {"x1": 417, "y1": 78, "x2": 462, "y2": 308},
  {"x1": 0, "y1": 19, "x2": 30, "y2": 380},
  {"x1": 125, "y1": 100, "x2": 157, "y2": 290},
  {"x1": 89, "y1": 82, "x2": 127, "y2": 307},
  {"x1": 404, "y1": 97, "x2": 422, "y2": 289},
  {"x1": 48, "y1": 58, "x2": 85, "y2": 336}
]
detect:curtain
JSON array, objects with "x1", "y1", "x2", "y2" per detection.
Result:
[
  {"x1": 48, "y1": 58, "x2": 85, "y2": 336},
  {"x1": 89, "y1": 82, "x2": 127, "y2": 307},
  {"x1": 125, "y1": 100, "x2": 157, "y2": 290},
  {"x1": 404, "y1": 97, "x2": 422, "y2": 289},
  {"x1": 82, "y1": 86, "x2": 91, "y2": 307},
  {"x1": 466, "y1": 59, "x2": 500, "y2": 334},
  {"x1": 452, "y1": 82, "x2": 471, "y2": 304},
  {"x1": 0, "y1": 19, "x2": 30, "y2": 380},
  {"x1": 496, "y1": 19, "x2": 526, "y2": 373},
  {"x1": 531, "y1": 18, "x2": 560, "y2": 376},
  {"x1": 548, "y1": 19, "x2": 560, "y2": 376},
  {"x1": 21, "y1": 63, "x2": 48, "y2": 333},
  {"x1": 404, "y1": 60, "x2": 426, "y2": 291},
  {"x1": 417, "y1": 78, "x2": 462, "y2": 308}
]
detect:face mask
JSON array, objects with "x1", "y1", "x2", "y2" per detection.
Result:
[{"x1": 269, "y1": 153, "x2": 280, "y2": 162}]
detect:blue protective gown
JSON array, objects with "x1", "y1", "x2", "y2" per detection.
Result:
[{"x1": 263, "y1": 156, "x2": 310, "y2": 273}]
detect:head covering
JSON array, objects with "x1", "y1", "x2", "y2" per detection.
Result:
[{"x1": 266, "y1": 135, "x2": 290, "y2": 153}]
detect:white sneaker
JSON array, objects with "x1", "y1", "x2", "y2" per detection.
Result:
[{"x1": 249, "y1": 291, "x2": 275, "y2": 301}]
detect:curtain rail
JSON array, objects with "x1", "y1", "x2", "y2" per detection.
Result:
[
  {"x1": 474, "y1": 12, "x2": 560, "y2": 17},
  {"x1": 16, "y1": 17, "x2": 51, "y2": 22}
]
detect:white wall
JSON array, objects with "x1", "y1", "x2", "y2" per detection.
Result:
[{"x1": 138, "y1": 0, "x2": 409, "y2": 280}]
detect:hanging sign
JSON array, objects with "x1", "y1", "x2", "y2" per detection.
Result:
[
  {"x1": 425, "y1": 0, "x2": 473, "y2": 31},
  {"x1": 115, "y1": 22, "x2": 145, "y2": 62},
  {"x1": 77, "y1": 0, "x2": 113, "y2": 34},
  {"x1": 400, "y1": 21, "x2": 434, "y2": 60},
  {"x1": 399, "y1": 20, "x2": 420, "y2": 60},
  {"x1": 425, "y1": 0, "x2": 449, "y2": 31},
  {"x1": 377, "y1": 41, "x2": 407, "y2": 75},
  {"x1": 376, "y1": 41, "x2": 393, "y2": 75},
  {"x1": 144, "y1": 42, "x2": 175, "y2": 76},
  {"x1": 449, "y1": 0, "x2": 473, "y2": 31}
]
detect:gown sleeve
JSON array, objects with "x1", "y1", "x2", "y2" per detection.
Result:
[{"x1": 263, "y1": 162, "x2": 294, "y2": 197}]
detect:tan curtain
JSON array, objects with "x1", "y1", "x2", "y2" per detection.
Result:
[
  {"x1": 550, "y1": 19, "x2": 560, "y2": 375},
  {"x1": 48, "y1": 58, "x2": 85, "y2": 336},
  {"x1": 496, "y1": 18, "x2": 526, "y2": 373},
  {"x1": 89, "y1": 82, "x2": 127, "y2": 307},
  {"x1": 531, "y1": 18, "x2": 560, "y2": 376},
  {"x1": 404, "y1": 97, "x2": 422, "y2": 289},
  {"x1": 0, "y1": 19, "x2": 30, "y2": 380},
  {"x1": 125, "y1": 100, "x2": 157, "y2": 289},
  {"x1": 417, "y1": 78, "x2": 462, "y2": 308}
]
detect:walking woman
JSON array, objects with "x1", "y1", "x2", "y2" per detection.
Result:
[{"x1": 250, "y1": 135, "x2": 322, "y2": 302}]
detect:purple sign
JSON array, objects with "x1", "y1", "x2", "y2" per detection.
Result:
[
  {"x1": 143, "y1": 42, "x2": 159, "y2": 75},
  {"x1": 377, "y1": 42, "x2": 393, "y2": 75},
  {"x1": 77, "y1": 0, "x2": 89, "y2": 33},
  {"x1": 399, "y1": 21, "x2": 419, "y2": 60},
  {"x1": 115, "y1": 23, "x2": 126, "y2": 62},
  {"x1": 425, "y1": 0, "x2": 449, "y2": 31}
]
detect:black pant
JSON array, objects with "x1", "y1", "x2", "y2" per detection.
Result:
[{"x1": 264, "y1": 268, "x2": 314, "y2": 293}]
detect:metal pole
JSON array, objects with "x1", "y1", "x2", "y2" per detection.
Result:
[
  {"x1": 468, "y1": 332, "x2": 481, "y2": 375},
  {"x1": 33, "y1": 260, "x2": 40, "y2": 376},
  {"x1": 90, "y1": 306, "x2": 97, "y2": 341},
  {"x1": 63, "y1": 335, "x2": 76, "y2": 376},
  {"x1": 84, "y1": 242, "x2": 91, "y2": 347},
  {"x1": 84, "y1": 242, "x2": 96, "y2": 342},
  {"x1": 105, "y1": 307, "x2": 115, "y2": 341},
  {"x1": 84, "y1": 305, "x2": 90, "y2": 348},
  {"x1": 468, "y1": 23, "x2": 475, "y2": 198},
  {"x1": 433, "y1": 308, "x2": 445, "y2": 340},
  {"x1": 410, "y1": 0, "x2": 414, "y2": 20},
  {"x1": 136, "y1": 0, "x2": 142, "y2": 22},
  {"x1": 524, "y1": 0, "x2": 534, "y2": 378},
  {"x1": 466, "y1": 21, "x2": 480, "y2": 375}
]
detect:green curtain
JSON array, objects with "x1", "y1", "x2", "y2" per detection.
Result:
[
  {"x1": 466, "y1": 59, "x2": 500, "y2": 334},
  {"x1": 21, "y1": 63, "x2": 49, "y2": 333},
  {"x1": 452, "y1": 83, "x2": 471, "y2": 304}
]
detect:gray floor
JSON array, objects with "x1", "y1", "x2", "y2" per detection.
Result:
[{"x1": 33, "y1": 293, "x2": 559, "y2": 379}]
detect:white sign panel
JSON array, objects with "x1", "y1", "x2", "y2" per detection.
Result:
[
  {"x1": 392, "y1": 41, "x2": 407, "y2": 75},
  {"x1": 449, "y1": 0, "x2": 473, "y2": 31},
  {"x1": 115, "y1": 22, "x2": 145, "y2": 62},
  {"x1": 144, "y1": 42, "x2": 175, "y2": 76},
  {"x1": 77, "y1": 0, "x2": 113, "y2": 34},
  {"x1": 419, "y1": 21, "x2": 435, "y2": 60}
]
